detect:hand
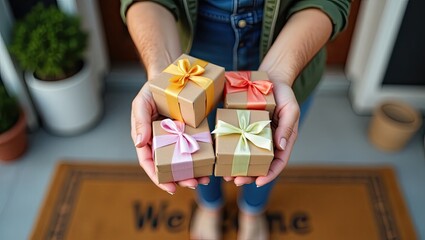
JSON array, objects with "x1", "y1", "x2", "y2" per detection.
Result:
[
  {"x1": 130, "y1": 82, "x2": 210, "y2": 194},
  {"x1": 222, "y1": 7, "x2": 332, "y2": 187},
  {"x1": 224, "y1": 80, "x2": 300, "y2": 187}
]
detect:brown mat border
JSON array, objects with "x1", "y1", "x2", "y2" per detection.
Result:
[{"x1": 34, "y1": 162, "x2": 413, "y2": 240}]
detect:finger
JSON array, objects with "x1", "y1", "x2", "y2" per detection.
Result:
[
  {"x1": 273, "y1": 103, "x2": 300, "y2": 151},
  {"x1": 177, "y1": 179, "x2": 199, "y2": 189},
  {"x1": 136, "y1": 145, "x2": 177, "y2": 194},
  {"x1": 256, "y1": 120, "x2": 299, "y2": 187},
  {"x1": 130, "y1": 111, "x2": 138, "y2": 141},
  {"x1": 132, "y1": 86, "x2": 155, "y2": 148},
  {"x1": 255, "y1": 155, "x2": 287, "y2": 187},
  {"x1": 223, "y1": 176, "x2": 234, "y2": 182},
  {"x1": 197, "y1": 176, "x2": 211, "y2": 186},
  {"x1": 234, "y1": 176, "x2": 255, "y2": 186}
]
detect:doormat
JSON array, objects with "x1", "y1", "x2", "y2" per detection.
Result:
[{"x1": 31, "y1": 162, "x2": 417, "y2": 240}]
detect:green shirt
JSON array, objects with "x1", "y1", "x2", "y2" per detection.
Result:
[{"x1": 121, "y1": 0, "x2": 351, "y2": 104}]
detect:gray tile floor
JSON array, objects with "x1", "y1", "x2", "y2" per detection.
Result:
[{"x1": 0, "y1": 71, "x2": 424, "y2": 240}]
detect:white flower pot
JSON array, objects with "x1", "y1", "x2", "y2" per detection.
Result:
[{"x1": 25, "y1": 61, "x2": 103, "y2": 135}]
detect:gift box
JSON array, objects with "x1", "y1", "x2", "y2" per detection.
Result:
[
  {"x1": 212, "y1": 109, "x2": 274, "y2": 177},
  {"x1": 224, "y1": 71, "x2": 276, "y2": 117},
  {"x1": 152, "y1": 118, "x2": 215, "y2": 183},
  {"x1": 150, "y1": 54, "x2": 225, "y2": 128}
]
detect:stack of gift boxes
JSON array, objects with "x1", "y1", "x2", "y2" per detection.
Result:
[{"x1": 150, "y1": 54, "x2": 276, "y2": 183}]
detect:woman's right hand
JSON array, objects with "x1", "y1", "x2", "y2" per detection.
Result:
[{"x1": 130, "y1": 81, "x2": 210, "y2": 195}]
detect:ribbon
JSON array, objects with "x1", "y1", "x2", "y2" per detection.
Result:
[
  {"x1": 163, "y1": 58, "x2": 214, "y2": 121},
  {"x1": 212, "y1": 110, "x2": 272, "y2": 176},
  {"x1": 225, "y1": 71, "x2": 273, "y2": 110},
  {"x1": 153, "y1": 119, "x2": 212, "y2": 181}
]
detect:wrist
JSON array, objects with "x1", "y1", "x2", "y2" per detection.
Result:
[
  {"x1": 144, "y1": 53, "x2": 177, "y2": 80},
  {"x1": 259, "y1": 65, "x2": 296, "y2": 87},
  {"x1": 145, "y1": 64, "x2": 166, "y2": 80}
]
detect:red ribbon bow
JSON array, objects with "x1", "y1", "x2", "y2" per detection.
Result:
[{"x1": 225, "y1": 71, "x2": 273, "y2": 110}]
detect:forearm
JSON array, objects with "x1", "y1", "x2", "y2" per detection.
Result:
[
  {"x1": 259, "y1": 8, "x2": 333, "y2": 86},
  {"x1": 126, "y1": 2, "x2": 182, "y2": 79}
]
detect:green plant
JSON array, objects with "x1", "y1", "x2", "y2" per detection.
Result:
[
  {"x1": 9, "y1": 4, "x2": 87, "y2": 81},
  {"x1": 0, "y1": 85, "x2": 19, "y2": 134}
]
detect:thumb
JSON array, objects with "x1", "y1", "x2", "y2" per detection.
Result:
[
  {"x1": 273, "y1": 104, "x2": 300, "y2": 151},
  {"x1": 131, "y1": 88, "x2": 155, "y2": 148}
]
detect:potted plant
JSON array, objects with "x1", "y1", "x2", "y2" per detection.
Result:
[
  {"x1": 0, "y1": 85, "x2": 27, "y2": 161},
  {"x1": 9, "y1": 4, "x2": 103, "y2": 135}
]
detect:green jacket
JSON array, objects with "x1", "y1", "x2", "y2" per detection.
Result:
[{"x1": 121, "y1": 0, "x2": 351, "y2": 103}]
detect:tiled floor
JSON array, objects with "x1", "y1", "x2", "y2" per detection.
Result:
[{"x1": 0, "y1": 71, "x2": 424, "y2": 239}]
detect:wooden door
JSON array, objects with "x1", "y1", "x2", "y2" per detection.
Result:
[
  {"x1": 97, "y1": 0, "x2": 139, "y2": 64},
  {"x1": 326, "y1": 0, "x2": 361, "y2": 67}
]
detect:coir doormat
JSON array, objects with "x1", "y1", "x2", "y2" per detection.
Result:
[{"x1": 31, "y1": 162, "x2": 417, "y2": 240}]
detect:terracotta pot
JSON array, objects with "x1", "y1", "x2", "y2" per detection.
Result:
[
  {"x1": 0, "y1": 112, "x2": 28, "y2": 161},
  {"x1": 368, "y1": 100, "x2": 422, "y2": 152}
]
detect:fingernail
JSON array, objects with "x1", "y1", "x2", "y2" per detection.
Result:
[
  {"x1": 188, "y1": 186, "x2": 196, "y2": 190},
  {"x1": 279, "y1": 138, "x2": 287, "y2": 150},
  {"x1": 201, "y1": 183, "x2": 209, "y2": 186},
  {"x1": 135, "y1": 134, "x2": 143, "y2": 147},
  {"x1": 256, "y1": 185, "x2": 261, "y2": 188},
  {"x1": 236, "y1": 184, "x2": 243, "y2": 187},
  {"x1": 167, "y1": 191, "x2": 174, "y2": 195}
]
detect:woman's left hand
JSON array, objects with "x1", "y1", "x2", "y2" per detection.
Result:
[{"x1": 222, "y1": 7, "x2": 335, "y2": 187}]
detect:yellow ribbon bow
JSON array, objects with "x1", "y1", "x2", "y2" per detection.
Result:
[{"x1": 163, "y1": 58, "x2": 214, "y2": 121}]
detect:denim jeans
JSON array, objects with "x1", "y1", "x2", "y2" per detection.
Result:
[
  {"x1": 190, "y1": 0, "x2": 264, "y2": 70},
  {"x1": 190, "y1": 0, "x2": 314, "y2": 214}
]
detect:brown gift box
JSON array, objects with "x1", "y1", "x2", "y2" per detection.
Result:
[
  {"x1": 214, "y1": 109, "x2": 274, "y2": 177},
  {"x1": 153, "y1": 119, "x2": 215, "y2": 183},
  {"x1": 150, "y1": 54, "x2": 225, "y2": 128},
  {"x1": 224, "y1": 71, "x2": 276, "y2": 117}
]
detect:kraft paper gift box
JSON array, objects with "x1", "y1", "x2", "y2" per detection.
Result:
[
  {"x1": 224, "y1": 71, "x2": 276, "y2": 117},
  {"x1": 150, "y1": 54, "x2": 225, "y2": 128},
  {"x1": 152, "y1": 118, "x2": 215, "y2": 183},
  {"x1": 213, "y1": 109, "x2": 274, "y2": 177}
]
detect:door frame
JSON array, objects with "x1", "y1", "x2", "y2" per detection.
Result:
[
  {"x1": 0, "y1": 0, "x2": 38, "y2": 130},
  {"x1": 346, "y1": 0, "x2": 425, "y2": 113}
]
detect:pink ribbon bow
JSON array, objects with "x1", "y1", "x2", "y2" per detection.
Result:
[
  {"x1": 153, "y1": 119, "x2": 212, "y2": 181},
  {"x1": 225, "y1": 71, "x2": 273, "y2": 110}
]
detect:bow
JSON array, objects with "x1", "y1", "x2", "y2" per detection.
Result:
[
  {"x1": 212, "y1": 110, "x2": 272, "y2": 175},
  {"x1": 153, "y1": 119, "x2": 212, "y2": 181},
  {"x1": 225, "y1": 71, "x2": 273, "y2": 110},
  {"x1": 164, "y1": 59, "x2": 214, "y2": 121}
]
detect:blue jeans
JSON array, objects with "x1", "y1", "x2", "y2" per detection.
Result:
[
  {"x1": 190, "y1": 0, "x2": 263, "y2": 70},
  {"x1": 190, "y1": 0, "x2": 315, "y2": 214}
]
